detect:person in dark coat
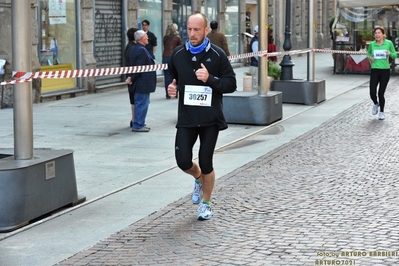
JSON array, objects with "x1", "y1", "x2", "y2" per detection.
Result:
[
  {"x1": 124, "y1": 27, "x2": 138, "y2": 127},
  {"x1": 167, "y1": 13, "x2": 236, "y2": 220},
  {"x1": 207, "y1": 20, "x2": 230, "y2": 56},
  {"x1": 141, "y1": 20, "x2": 157, "y2": 59},
  {"x1": 127, "y1": 30, "x2": 157, "y2": 132}
]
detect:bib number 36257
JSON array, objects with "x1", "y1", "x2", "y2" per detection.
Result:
[{"x1": 184, "y1": 85, "x2": 213, "y2": 107}]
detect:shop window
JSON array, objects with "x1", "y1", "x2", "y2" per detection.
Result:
[
  {"x1": 172, "y1": 0, "x2": 192, "y2": 42},
  {"x1": 39, "y1": 0, "x2": 77, "y2": 92},
  {"x1": 225, "y1": 0, "x2": 240, "y2": 56},
  {"x1": 138, "y1": 1, "x2": 162, "y2": 65},
  {"x1": 201, "y1": 0, "x2": 218, "y2": 22}
]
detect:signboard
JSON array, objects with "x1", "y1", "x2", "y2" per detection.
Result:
[
  {"x1": 49, "y1": 0, "x2": 67, "y2": 24},
  {"x1": 336, "y1": 36, "x2": 350, "y2": 42}
]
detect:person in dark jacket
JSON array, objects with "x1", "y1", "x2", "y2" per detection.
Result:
[
  {"x1": 127, "y1": 30, "x2": 157, "y2": 132},
  {"x1": 124, "y1": 27, "x2": 138, "y2": 127},
  {"x1": 141, "y1": 20, "x2": 157, "y2": 59},
  {"x1": 207, "y1": 20, "x2": 230, "y2": 56},
  {"x1": 167, "y1": 13, "x2": 236, "y2": 220}
]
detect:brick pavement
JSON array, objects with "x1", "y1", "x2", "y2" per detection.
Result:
[{"x1": 57, "y1": 79, "x2": 399, "y2": 266}]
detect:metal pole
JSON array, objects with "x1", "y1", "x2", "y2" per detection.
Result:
[
  {"x1": 1, "y1": 62, "x2": 4, "y2": 109},
  {"x1": 307, "y1": 0, "x2": 315, "y2": 81},
  {"x1": 258, "y1": 0, "x2": 269, "y2": 95},
  {"x1": 192, "y1": 0, "x2": 198, "y2": 13},
  {"x1": 1, "y1": 74, "x2": 4, "y2": 110},
  {"x1": 12, "y1": 0, "x2": 33, "y2": 159},
  {"x1": 280, "y1": 0, "x2": 294, "y2": 80},
  {"x1": 312, "y1": 1, "x2": 316, "y2": 81}
]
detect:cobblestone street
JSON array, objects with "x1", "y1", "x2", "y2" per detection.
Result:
[{"x1": 57, "y1": 80, "x2": 399, "y2": 265}]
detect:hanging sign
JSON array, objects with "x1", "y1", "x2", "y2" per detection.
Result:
[{"x1": 49, "y1": 0, "x2": 67, "y2": 24}]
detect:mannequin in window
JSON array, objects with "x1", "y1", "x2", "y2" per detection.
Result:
[{"x1": 50, "y1": 35, "x2": 59, "y2": 65}]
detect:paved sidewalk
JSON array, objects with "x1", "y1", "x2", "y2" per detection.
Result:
[{"x1": 55, "y1": 79, "x2": 399, "y2": 266}]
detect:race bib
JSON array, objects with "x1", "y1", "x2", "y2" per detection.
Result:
[
  {"x1": 374, "y1": 50, "x2": 387, "y2": 59},
  {"x1": 184, "y1": 85, "x2": 213, "y2": 107}
]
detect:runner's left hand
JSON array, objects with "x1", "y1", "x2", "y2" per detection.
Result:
[{"x1": 195, "y1": 63, "x2": 209, "y2": 83}]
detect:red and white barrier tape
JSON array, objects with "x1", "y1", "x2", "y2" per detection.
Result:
[
  {"x1": 0, "y1": 48, "x2": 368, "y2": 86},
  {"x1": 314, "y1": 48, "x2": 367, "y2": 55}
]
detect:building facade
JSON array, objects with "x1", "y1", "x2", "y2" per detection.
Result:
[{"x1": 0, "y1": 0, "x2": 335, "y2": 108}]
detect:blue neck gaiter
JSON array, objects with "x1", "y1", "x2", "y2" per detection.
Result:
[{"x1": 186, "y1": 37, "x2": 210, "y2": 54}]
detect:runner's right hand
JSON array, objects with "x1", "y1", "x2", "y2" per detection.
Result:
[{"x1": 168, "y1": 79, "x2": 177, "y2": 98}]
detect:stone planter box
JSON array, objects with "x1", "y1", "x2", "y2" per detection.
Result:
[
  {"x1": 0, "y1": 149, "x2": 85, "y2": 232},
  {"x1": 223, "y1": 91, "x2": 282, "y2": 125},
  {"x1": 272, "y1": 79, "x2": 326, "y2": 105}
]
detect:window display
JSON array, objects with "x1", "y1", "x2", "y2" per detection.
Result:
[
  {"x1": 138, "y1": 1, "x2": 162, "y2": 65},
  {"x1": 172, "y1": 0, "x2": 192, "y2": 42},
  {"x1": 225, "y1": 0, "x2": 240, "y2": 56},
  {"x1": 39, "y1": 0, "x2": 77, "y2": 92},
  {"x1": 201, "y1": 0, "x2": 218, "y2": 22}
]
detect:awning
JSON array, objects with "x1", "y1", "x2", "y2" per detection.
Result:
[
  {"x1": 333, "y1": 0, "x2": 399, "y2": 29},
  {"x1": 338, "y1": 0, "x2": 399, "y2": 8}
]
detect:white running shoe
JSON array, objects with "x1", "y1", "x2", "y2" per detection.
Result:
[
  {"x1": 197, "y1": 203, "x2": 213, "y2": 220},
  {"x1": 378, "y1": 112, "x2": 385, "y2": 120},
  {"x1": 372, "y1": 104, "x2": 379, "y2": 115},
  {"x1": 191, "y1": 181, "x2": 203, "y2": 204}
]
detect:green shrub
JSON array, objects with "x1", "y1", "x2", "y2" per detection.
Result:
[
  {"x1": 360, "y1": 30, "x2": 373, "y2": 41},
  {"x1": 268, "y1": 61, "x2": 281, "y2": 80}
]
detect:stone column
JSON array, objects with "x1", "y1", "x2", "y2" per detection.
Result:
[
  {"x1": 81, "y1": 0, "x2": 96, "y2": 93},
  {"x1": 163, "y1": 0, "x2": 173, "y2": 32}
]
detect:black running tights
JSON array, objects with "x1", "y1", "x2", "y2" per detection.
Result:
[
  {"x1": 369, "y1": 68, "x2": 391, "y2": 112},
  {"x1": 175, "y1": 125, "x2": 219, "y2": 175}
]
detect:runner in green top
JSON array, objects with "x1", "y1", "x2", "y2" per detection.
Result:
[{"x1": 366, "y1": 26, "x2": 397, "y2": 120}]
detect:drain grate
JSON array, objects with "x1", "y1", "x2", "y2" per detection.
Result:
[{"x1": 76, "y1": 132, "x2": 119, "y2": 137}]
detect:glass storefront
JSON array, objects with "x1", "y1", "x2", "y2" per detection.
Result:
[
  {"x1": 172, "y1": 0, "x2": 192, "y2": 42},
  {"x1": 138, "y1": 0, "x2": 163, "y2": 65},
  {"x1": 201, "y1": 0, "x2": 218, "y2": 22},
  {"x1": 39, "y1": 0, "x2": 77, "y2": 93},
  {"x1": 35, "y1": 0, "x2": 241, "y2": 94},
  {"x1": 225, "y1": 0, "x2": 240, "y2": 57}
]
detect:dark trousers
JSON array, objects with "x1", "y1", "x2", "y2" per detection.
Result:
[
  {"x1": 162, "y1": 56, "x2": 171, "y2": 98},
  {"x1": 132, "y1": 92, "x2": 150, "y2": 129},
  {"x1": 370, "y1": 68, "x2": 390, "y2": 112}
]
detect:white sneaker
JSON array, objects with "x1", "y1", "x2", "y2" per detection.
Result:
[
  {"x1": 378, "y1": 112, "x2": 385, "y2": 120},
  {"x1": 191, "y1": 181, "x2": 203, "y2": 204},
  {"x1": 372, "y1": 104, "x2": 379, "y2": 115},
  {"x1": 197, "y1": 203, "x2": 213, "y2": 220}
]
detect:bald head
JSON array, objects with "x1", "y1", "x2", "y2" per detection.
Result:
[
  {"x1": 187, "y1": 13, "x2": 210, "y2": 46},
  {"x1": 188, "y1": 13, "x2": 208, "y2": 28}
]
